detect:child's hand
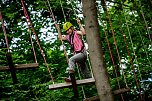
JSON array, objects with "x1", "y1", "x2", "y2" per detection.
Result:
[{"x1": 77, "y1": 18, "x2": 81, "y2": 24}]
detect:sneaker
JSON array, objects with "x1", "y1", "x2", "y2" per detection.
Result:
[
  {"x1": 66, "y1": 67, "x2": 75, "y2": 73},
  {"x1": 64, "y1": 77, "x2": 71, "y2": 82}
]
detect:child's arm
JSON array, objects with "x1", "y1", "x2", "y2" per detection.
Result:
[
  {"x1": 57, "y1": 24, "x2": 67, "y2": 41},
  {"x1": 58, "y1": 34, "x2": 67, "y2": 41},
  {"x1": 77, "y1": 19, "x2": 86, "y2": 36}
]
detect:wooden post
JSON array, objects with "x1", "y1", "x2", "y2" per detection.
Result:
[
  {"x1": 6, "y1": 52, "x2": 17, "y2": 84},
  {"x1": 70, "y1": 73, "x2": 78, "y2": 98},
  {"x1": 82, "y1": 0, "x2": 114, "y2": 101}
]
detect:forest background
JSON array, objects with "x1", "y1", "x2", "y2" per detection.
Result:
[{"x1": 0, "y1": 0, "x2": 152, "y2": 101}]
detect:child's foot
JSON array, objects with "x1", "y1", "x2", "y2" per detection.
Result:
[
  {"x1": 64, "y1": 77, "x2": 71, "y2": 82},
  {"x1": 66, "y1": 67, "x2": 75, "y2": 73}
]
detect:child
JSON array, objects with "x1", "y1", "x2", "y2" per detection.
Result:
[{"x1": 59, "y1": 19, "x2": 91, "y2": 82}]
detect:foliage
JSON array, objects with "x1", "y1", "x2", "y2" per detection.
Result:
[{"x1": 0, "y1": 0, "x2": 152, "y2": 101}]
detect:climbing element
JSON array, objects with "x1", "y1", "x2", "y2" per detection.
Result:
[
  {"x1": 20, "y1": 0, "x2": 54, "y2": 83},
  {"x1": 0, "y1": 12, "x2": 9, "y2": 52}
]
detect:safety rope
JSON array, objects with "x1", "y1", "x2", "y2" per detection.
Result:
[
  {"x1": 28, "y1": 29, "x2": 38, "y2": 63},
  {"x1": 45, "y1": 0, "x2": 69, "y2": 64},
  {"x1": 118, "y1": 19, "x2": 142, "y2": 100},
  {"x1": 25, "y1": 17, "x2": 37, "y2": 63},
  {"x1": 20, "y1": 1, "x2": 37, "y2": 63},
  {"x1": 59, "y1": 0, "x2": 66, "y2": 22},
  {"x1": 0, "y1": 12, "x2": 10, "y2": 52},
  {"x1": 1, "y1": 11, "x2": 37, "y2": 63},
  {"x1": 69, "y1": 0, "x2": 77, "y2": 18},
  {"x1": 20, "y1": 0, "x2": 54, "y2": 83},
  {"x1": 96, "y1": 4, "x2": 124, "y2": 101},
  {"x1": 103, "y1": 24, "x2": 124, "y2": 101},
  {"x1": 104, "y1": 0, "x2": 128, "y2": 88},
  {"x1": 120, "y1": 1, "x2": 143, "y2": 99},
  {"x1": 138, "y1": 1, "x2": 152, "y2": 45},
  {"x1": 131, "y1": 11, "x2": 151, "y2": 68},
  {"x1": 121, "y1": 5, "x2": 142, "y2": 82}
]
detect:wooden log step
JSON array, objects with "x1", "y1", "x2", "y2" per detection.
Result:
[
  {"x1": 0, "y1": 63, "x2": 39, "y2": 71},
  {"x1": 113, "y1": 87, "x2": 130, "y2": 95},
  {"x1": 83, "y1": 88, "x2": 130, "y2": 101},
  {"x1": 49, "y1": 78, "x2": 95, "y2": 90},
  {"x1": 83, "y1": 96, "x2": 99, "y2": 101}
]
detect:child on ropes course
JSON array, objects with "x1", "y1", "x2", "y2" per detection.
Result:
[{"x1": 59, "y1": 19, "x2": 91, "y2": 82}]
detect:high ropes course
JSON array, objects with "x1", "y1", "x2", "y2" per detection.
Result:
[{"x1": 0, "y1": 0, "x2": 151, "y2": 101}]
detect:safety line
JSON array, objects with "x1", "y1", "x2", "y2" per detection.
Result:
[
  {"x1": 120, "y1": 1, "x2": 143, "y2": 99},
  {"x1": 138, "y1": 1, "x2": 152, "y2": 45},
  {"x1": 104, "y1": 0, "x2": 128, "y2": 88},
  {"x1": 0, "y1": 12, "x2": 10, "y2": 52},
  {"x1": 96, "y1": 4, "x2": 124, "y2": 101},
  {"x1": 45, "y1": 0, "x2": 69, "y2": 63},
  {"x1": 21, "y1": 0, "x2": 54, "y2": 83}
]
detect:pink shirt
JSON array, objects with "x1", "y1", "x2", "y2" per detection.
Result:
[{"x1": 66, "y1": 31, "x2": 85, "y2": 54}]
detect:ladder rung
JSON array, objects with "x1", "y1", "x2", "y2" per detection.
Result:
[
  {"x1": 113, "y1": 87, "x2": 130, "y2": 95},
  {"x1": 83, "y1": 87, "x2": 130, "y2": 101},
  {"x1": 0, "y1": 63, "x2": 39, "y2": 71},
  {"x1": 83, "y1": 96, "x2": 99, "y2": 101},
  {"x1": 49, "y1": 78, "x2": 95, "y2": 90}
]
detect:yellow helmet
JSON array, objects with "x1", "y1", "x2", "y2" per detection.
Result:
[{"x1": 63, "y1": 22, "x2": 73, "y2": 31}]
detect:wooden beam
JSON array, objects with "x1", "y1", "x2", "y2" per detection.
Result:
[
  {"x1": 70, "y1": 73, "x2": 78, "y2": 98},
  {"x1": 0, "y1": 63, "x2": 39, "y2": 71},
  {"x1": 113, "y1": 87, "x2": 130, "y2": 95},
  {"x1": 6, "y1": 53, "x2": 17, "y2": 84},
  {"x1": 83, "y1": 88, "x2": 131, "y2": 101},
  {"x1": 83, "y1": 96, "x2": 99, "y2": 101},
  {"x1": 49, "y1": 78, "x2": 95, "y2": 90}
]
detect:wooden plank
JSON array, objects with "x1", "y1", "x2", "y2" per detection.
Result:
[
  {"x1": 83, "y1": 96, "x2": 99, "y2": 101},
  {"x1": 49, "y1": 78, "x2": 95, "y2": 90},
  {"x1": 83, "y1": 88, "x2": 131, "y2": 101},
  {"x1": 83, "y1": 88, "x2": 130, "y2": 101},
  {"x1": 113, "y1": 87, "x2": 130, "y2": 95},
  {"x1": 0, "y1": 63, "x2": 39, "y2": 71}
]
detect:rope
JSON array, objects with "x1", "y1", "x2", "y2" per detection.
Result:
[
  {"x1": 45, "y1": 0, "x2": 69, "y2": 64},
  {"x1": 22, "y1": 6, "x2": 37, "y2": 63},
  {"x1": 122, "y1": 5, "x2": 142, "y2": 81},
  {"x1": 28, "y1": 29, "x2": 38, "y2": 63},
  {"x1": 69, "y1": 0, "x2": 77, "y2": 18},
  {"x1": 96, "y1": 4, "x2": 124, "y2": 101},
  {"x1": 131, "y1": 11, "x2": 151, "y2": 68},
  {"x1": 104, "y1": 0, "x2": 128, "y2": 88},
  {"x1": 20, "y1": 0, "x2": 54, "y2": 83},
  {"x1": 119, "y1": 19, "x2": 142, "y2": 100},
  {"x1": 120, "y1": 1, "x2": 143, "y2": 99},
  {"x1": 59, "y1": 0, "x2": 66, "y2": 22},
  {"x1": 25, "y1": 17, "x2": 37, "y2": 63},
  {"x1": 138, "y1": 1, "x2": 152, "y2": 45},
  {"x1": 103, "y1": 24, "x2": 124, "y2": 100},
  {"x1": 75, "y1": 63, "x2": 86, "y2": 99},
  {"x1": 1, "y1": 11, "x2": 37, "y2": 63},
  {"x1": 0, "y1": 12, "x2": 10, "y2": 52}
]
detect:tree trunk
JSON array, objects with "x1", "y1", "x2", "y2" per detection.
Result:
[{"x1": 82, "y1": 0, "x2": 114, "y2": 101}]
